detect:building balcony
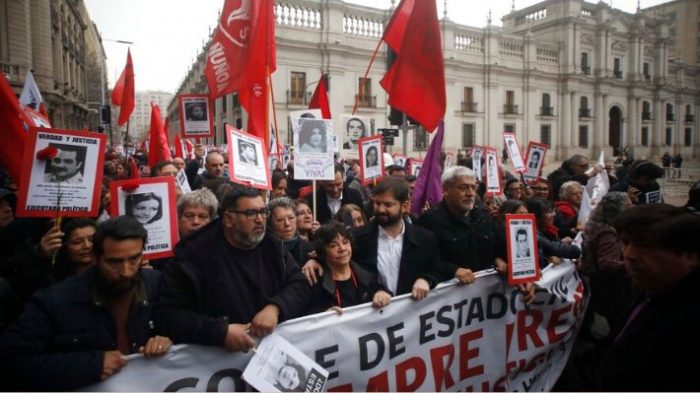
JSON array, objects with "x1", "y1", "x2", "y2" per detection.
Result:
[
  {"x1": 667, "y1": 113, "x2": 675, "y2": 122},
  {"x1": 286, "y1": 90, "x2": 308, "y2": 106},
  {"x1": 581, "y1": 65, "x2": 591, "y2": 75},
  {"x1": 355, "y1": 94, "x2": 377, "y2": 108},
  {"x1": 579, "y1": 108, "x2": 591, "y2": 118},
  {"x1": 504, "y1": 104, "x2": 518, "y2": 115},
  {"x1": 540, "y1": 106, "x2": 554, "y2": 116},
  {"x1": 461, "y1": 101, "x2": 478, "y2": 113},
  {"x1": 686, "y1": 114, "x2": 695, "y2": 123},
  {"x1": 613, "y1": 70, "x2": 623, "y2": 79},
  {"x1": 642, "y1": 111, "x2": 652, "y2": 121}
]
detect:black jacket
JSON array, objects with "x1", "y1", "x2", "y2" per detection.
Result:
[
  {"x1": 305, "y1": 186, "x2": 364, "y2": 224},
  {"x1": 0, "y1": 268, "x2": 161, "y2": 391},
  {"x1": 351, "y1": 220, "x2": 447, "y2": 295},
  {"x1": 547, "y1": 163, "x2": 589, "y2": 200},
  {"x1": 305, "y1": 261, "x2": 384, "y2": 314},
  {"x1": 417, "y1": 201, "x2": 504, "y2": 275},
  {"x1": 154, "y1": 219, "x2": 311, "y2": 347}
]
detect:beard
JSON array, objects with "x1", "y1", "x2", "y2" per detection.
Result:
[
  {"x1": 94, "y1": 269, "x2": 141, "y2": 303},
  {"x1": 232, "y1": 227, "x2": 266, "y2": 249},
  {"x1": 375, "y1": 211, "x2": 402, "y2": 227}
]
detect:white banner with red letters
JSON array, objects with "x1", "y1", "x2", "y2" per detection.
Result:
[{"x1": 83, "y1": 262, "x2": 586, "y2": 392}]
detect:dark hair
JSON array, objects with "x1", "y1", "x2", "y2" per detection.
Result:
[
  {"x1": 687, "y1": 181, "x2": 700, "y2": 209},
  {"x1": 314, "y1": 222, "x2": 351, "y2": 263},
  {"x1": 300, "y1": 119, "x2": 326, "y2": 147},
  {"x1": 150, "y1": 160, "x2": 176, "y2": 177},
  {"x1": 387, "y1": 165, "x2": 406, "y2": 176},
  {"x1": 335, "y1": 204, "x2": 366, "y2": 228},
  {"x1": 125, "y1": 192, "x2": 163, "y2": 224},
  {"x1": 333, "y1": 163, "x2": 344, "y2": 177},
  {"x1": 629, "y1": 160, "x2": 664, "y2": 180},
  {"x1": 272, "y1": 169, "x2": 288, "y2": 188},
  {"x1": 372, "y1": 176, "x2": 410, "y2": 204},
  {"x1": 615, "y1": 204, "x2": 700, "y2": 256},
  {"x1": 346, "y1": 117, "x2": 366, "y2": 133},
  {"x1": 62, "y1": 218, "x2": 97, "y2": 241},
  {"x1": 93, "y1": 216, "x2": 148, "y2": 258},
  {"x1": 366, "y1": 146, "x2": 379, "y2": 165},
  {"x1": 220, "y1": 186, "x2": 262, "y2": 212},
  {"x1": 516, "y1": 228, "x2": 527, "y2": 238},
  {"x1": 186, "y1": 102, "x2": 206, "y2": 120},
  {"x1": 498, "y1": 199, "x2": 527, "y2": 223},
  {"x1": 524, "y1": 198, "x2": 552, "y2": 226}
]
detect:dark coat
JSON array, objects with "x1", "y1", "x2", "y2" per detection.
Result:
[
  {"x1": 0, "y1": 268, "x2": 161, "y2": 391},
  {"x1": 547, "y1": 162, "x2": 590, "y2": 200},
  {"x1": 184, "y1": 158, "x2": 203, "y2": 187},
  {"x1": 417, "y1": 201, "x2": 504, "y2": 275},
  {"x1": 351, "y1": 220, "x2": 448, "y2": 294},
  {"x1": 305, "y1": 186, "x2": 364, "y2": 224},
  {"x1": 154, "y1": 219, "x2": 311, "y2": 347},
  {"x1": 305, "y1": 261, "x2": 384, "y2": 314}
]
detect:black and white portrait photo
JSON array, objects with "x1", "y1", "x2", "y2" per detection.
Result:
[
  {"x1": 179, "y1": 94, "x2": 214, "y2": 137},
  {"x1": 365, "y1": 145, "x2": 379, "y2": 168},
  {"x1": 342, "y1": 115, "x2": 368, "y2": 150},
  {"x1": 43, "y1": 143, "x2": 87, "y2": 184},
  {"x1": 515, "y1": 227, "x2": 531, "y2": 258},
  {"x1": 528, "y1": 151, "x2": 541, "y2": 169},
  {"x1": 185, "y1": 101, "x2": 208, "y2": 121},
  {"x1": 505, "y1": 214, "x2": 540, "y2": 285},
  {"x1": 238, "y1": 140, "x2": 259, "y2": 166},
  {"x1": 125, "y1": 192, "x2": 163, "y2": 225},
  {"x1": 299, "y1": 119, "x2": 328, "y2": 153}
]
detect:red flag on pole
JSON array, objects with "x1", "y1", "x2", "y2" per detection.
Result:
[
  {"x1": 380, "y1": 0, "x2": 445, "y2": 132},
  {"x1": 111, "y1": 49, "x2": 135, "y2": 126},
  {"x1": 174, "y1": 134, "x2": 184, "y2": 159},
  {"x1": 204, "y1": 0, "x2": 276, "y2": 146},
  {"x1": 308, "y1": 74, "x2": 331, "y2": 119},
  {"x1": 147, "y1": 102, "x2": 172, "y2": 167},
  {"x1": 0, "y1": 73, "x2": 29, "y2": 183}
]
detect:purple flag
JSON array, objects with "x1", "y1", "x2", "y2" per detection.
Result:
[{"x1": 410, "y1": 122, "x2": 444, "y2": 216}]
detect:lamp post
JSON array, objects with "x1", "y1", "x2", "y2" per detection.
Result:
[{"x1": 101, "y1": 39, "x2": 133, "y2": 146}]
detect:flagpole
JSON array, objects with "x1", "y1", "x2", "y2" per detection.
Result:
[
  {"x1": 267, "y1": 66, "x2": 282, "y2": 164},
  {"x1": 312, "y1": 180, "x2": 317, "y2": 223},
  {"x1": 124, "y1": 120, "x2": 130, "y2": 160},
  {"x1": 352, "y1": 37, "x2": 384, "y2": 115}
]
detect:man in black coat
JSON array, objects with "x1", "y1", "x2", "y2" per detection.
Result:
[
  {"x1": 547, "y1": 154, "x2": 601, "y2": 200},
  {"x1": 155, "y1": 187, "x2": 311, "y2": 353},
  {"x1": 306, "y1": 163, "x2": 364, "y2": 224},
  {"x1": 0, "y1": 217, "x2": 170, "y2": 391}
]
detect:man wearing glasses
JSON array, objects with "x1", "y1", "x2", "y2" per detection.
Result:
[
  {"x1": 547, "y1": 154, "x2": 602, "y2": 199},
  {"x1": 156, "y1": 187, "x2": 311, "y2": 353},
  {"x1": 43, "y1": 144, "x2": 85, "y2": 183}
]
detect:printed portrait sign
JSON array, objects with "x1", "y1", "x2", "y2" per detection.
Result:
[
  {"x1": 175, "y1": 169, "x2": 192, "y2": 194},
  {"x1": 523, "y1": 142, "x2": 549, "y2": 182},
  {"x1": 392, "y1": 154, "x2": 407, "y2": 169},
  {"x1": 243, "y1": 333, "x2": 329, "y2": 393},
  {"x1": 504, "y1": 133, "x2": 525, "y2": 173},
  {"x1": 341, "y1": 115, "x2": 370, "y2": 151},
  {"x1": 471, "y1": 145, "x2": 484, "y2": 181},
  {"x1": 358, "y1": 136, "x2": 384, "y2": 185},
  {"x1": 484, "y1": 147, "x2": 502, "y2": 195},
  {"x1": 444, "y1": 152, "x2": 455, "y2": 170},
  {"x1": 16, "y1": 128, "x2": 106, "y2": 218},
  {"x1": 179, "y1": 94, "x2": 214, "y2": 138},
  {"x1": 409, "y1": 159, "x2": 423, "y2": 178},
  {"x1": 226, "y1": 125, "x2": 271, "y2": 190},
  {"x1": 505, "y1": 214, "x2": 541, "y2": 285},
  {"x1": 293, "y1": 118, "x2": 335, "y2": 180},
  {"x1": 110, "y1": 177, "x2": 178, "y2": 260}
]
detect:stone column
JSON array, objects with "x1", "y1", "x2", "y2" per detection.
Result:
[
  {"x1": 571, "y1": 91, "x2": 579, "y2": 155},
  {"x1": 560, "y1": 90, "x2": 572, "y2": 154},
  {"x1": 595, "y1": 93, "x2": 606, "y2": 152},
  {"x1": 627, "y1": 94, "x2": 637, "y2": 149},
  {"x1": 653, "y1": 97, "x2": 664, "y2": 155}
]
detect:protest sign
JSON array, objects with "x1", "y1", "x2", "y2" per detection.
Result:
[
  {"x1": 505, "y1": 214, "x2": 541, "y2": 285},
  {"x1": 179, "y1": 94, "x2": 214, "y2": 138},
  {"x1": 227, "y1": 125, "x2": 271, "y2": 190},
  {"x1": 485, "y1": 147, "x2": 502, "y2": 195},
  {"x1": 358, "y1": 135, "x2": 384, "y2": 185},
  {"x1": 523, "y1": 142, "x2": 548, "y2": 182},
  {"x1": 16, "y1": 128, "x2": 106, "y2": 218},
  {"x1": 409, "y1": 159, "x2": 423, "y2": 177},
  {"x1": 176, "y1": 168, "x2": 192, "y2": 194},
  {"x1": 392, "y1": 153, "x2": 407, "y2": 169},
  {"x1": 293, "y1": 118, "x2": 335, "y2": 181},
  {"x1": 110, "y1": 177, "x2": 178, "y2": 259},
  {"x1": 504, "y1": 133, "x2": 525, "y2": 173},
  {"x1": 341, "y1": 115, "x2": 370, "y2": 151},
  {"x1": 471, "y1": 145, "x2": 484, "y2": 181}
]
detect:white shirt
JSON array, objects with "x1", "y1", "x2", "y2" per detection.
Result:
[
  {"x1": 377, "y1": 220, "x2": 405, "y2": 294},
  {"x1": 327, "y1": 192, "x2": 342, "y2": 217}
]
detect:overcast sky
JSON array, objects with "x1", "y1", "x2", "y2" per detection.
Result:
[{"x1": 84, "y1": 0, "x2": 668, "y2": 94}]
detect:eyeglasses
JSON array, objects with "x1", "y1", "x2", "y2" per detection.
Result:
[{"x1": 227, "y1": 208, "x2": 269, "y2": 221}]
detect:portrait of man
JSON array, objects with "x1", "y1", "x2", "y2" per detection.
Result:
[
  {"x1": 43, "y1": 143, "x2": 86, "y2": 183},
  {"x1": 487, "y1": 154, "x2": 497, "y2": 180},
  {"x1": 238, "y1": 140, "x2": 258, "y2": 166},
  {"x1": 529, "y1": 150, "x2": 541, "y2": 169},
  {"x1": 342, "y1": 117, "x2": 366, "y2": 150},
  {"x1": 515, "y1": 227, "x2": 531, "y2": 258},
  {"x1": 185, "y1": 102, "x2": 208, "y2": 121}
]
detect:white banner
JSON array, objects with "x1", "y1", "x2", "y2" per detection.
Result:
[{"x1": 83, "y1": 263, "x2": 586, "y2": 392}]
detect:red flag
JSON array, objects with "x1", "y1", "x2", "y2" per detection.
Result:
[
  {"x1": 111, "y1": 49, "x2": 135, "y2": 126},
  {"x1": 204, "y1": 0, "x2": 276, "y2": 146},
  {"x1": 147, "y1": 102, "x2": 172, "y2": 167},
  {"x1": 184, "y1": 139, "x2": 194, "y2": 160},
  {"x1": 0, "y1": 73, "x2": 29, "y2": 183},
  {"x1": 128, "y1": 157, "x2": 140, "y2": 179},
  {"x1": 174, "y1": 134, "x2": 183, "y2": 159},
  {"x1": 308, "y1": 74, "x2": 331, "y2": 119},
  {"x1": 380, "y1": 0, "x2": 445, "y2": 131}
]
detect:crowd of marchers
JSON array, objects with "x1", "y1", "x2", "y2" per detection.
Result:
[{"x1": 0, "y1": 145, "x2": 698, "y2": 391}]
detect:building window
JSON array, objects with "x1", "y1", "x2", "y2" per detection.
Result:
[
  {"x1": 579, "y1": 96, "x2": 590, "y2": 118},
  {"x1": 665, "y1": 127, "x2": 673, "y2": 146},
  {"x1": 462, "y1": 123, "x2": 475, "y2": 148},
  {"x1": 289, "y1": 72, "x2": 306, "y2": 105},
  {"x1": 504, "y1": 123, "x2": 516, "y2": 133},
  {"x1": 641, "y1": 127, "x2": 649, "y2": 146},
  {"x1": 540, "y1": 125, "x2": 551, "y2": 145},
  {"x1": 579, "y1": 126, "x2": 589, "y2": 148},
  {"x1": 413, "y1": 129, "x2": 428, "y2": 151},
  {"x1": 666, "y1": 103, "x2": 675, "y2": 121},
  {"x1": 504, "y1": 90, "x2": 517, "y2": 114},
  {"x1": 357, "y1": 78, "x2": 374, "y2": 107},
  {"x1": 613, "y1": 58, "x2": 623, "y2": 79},
  {"x1": 581, "y1": 52, "x2": 590, "y2": 74},
  {"x1": 686, "y1": 104, "x2": 694, "y2": 122},
  {"x1": 462, "y1": 87, "x2": 476, "y2": 112},
  {"x1": 541, "y1": 93, "x2": 553, "y2": 116},
  {"x1": 643, "y1": 62, "x2": 651, "y2": 81},
  {"x1": 642, "y1": 101, "x2": 651, "y2": 121},
  {"x1": 685, "y1": 128, "x2": 692, "y2": 146}
]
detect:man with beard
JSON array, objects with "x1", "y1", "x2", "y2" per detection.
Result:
[
  {"x1": 155, "y1": 187, "x2": 311, "y2": 352},
  {"x1": 0, "y1": 217, "x2": 170, "y2": 391},
  {"x1": 302, "y1": 177, "x2": 444, "y2": 298}
]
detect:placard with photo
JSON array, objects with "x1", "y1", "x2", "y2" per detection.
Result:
[
  {"x1": 289, "y1": 109, "x2": 322, "y2": 135},
  {"x1": 179, "y1": 94, "x2": 214, "y2": 138},
  {"x1": 505, "y1": 214, "x2": 541, "y2": 285},
  {"x1": 227, "y1": 125, "x2": 271, "y2": 190},
  {"x1": 358, "y1": 135, "x2": 384, "y2": 185},
  {"x1": 111, "y1": 177, "x2": 178, "y2": 260},
  {"x1": 504, "y1": 133, "x2": 525, "y2": 173},
  {"x1": 16, "y1": 128, "x2": 106, "y2": 218},
  {"x1": 293, "y1": 118, "x2": 335, "y2": 180},
  {"x1": 341, "y1": 115, "x2": 370, "y2": 151},
  {"x1": 392, "y1": 153, "x2": 407, "y2": 169},
  {"x1": 523, "y1": 142, "x2": 549, "y2": 182},
  {"x1": 444, "y1": 152, "x2": 455, "y2": 170},
  {"x1": 471, "y1": 145, "x2": 484, "y2": 181},
  {"x1": 484, "y1": 147, "x2": 502, "y2": 195},
  {"x1": 409, "y1": 159, "x2": 423, "y2": 178}
]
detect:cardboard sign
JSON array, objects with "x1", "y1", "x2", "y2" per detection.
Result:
[
  {"x1": 523, "y1": 142, "x2": 549, "y2": 182},
  {"x1": 484, "y1": 147, "x2": 502, "y2": 195},
  {"x1": 358, "y1": 135, "x2": 384, "y2": 185},
  {"x1": 179, "y1": 94, "x2": 215, "y2": 138},
  {"x1": 293, "y1": 118, "x2": 335, "y2": 180},
  {"x1": 505, "y1": 214, "x2": 541, "y2": 285},
  {"x1": 504, "y1": 133, "x2": 525, "y2": 173},
  {"x1": 226, "y1": 125, "x2": 271, "y2": 190}
]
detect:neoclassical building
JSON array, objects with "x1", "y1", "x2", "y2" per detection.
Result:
[{"x1": 167, "y1": 0, "x2": 699, "y2": 160}]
